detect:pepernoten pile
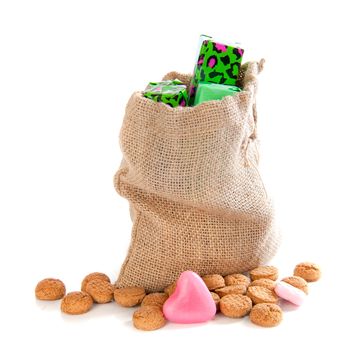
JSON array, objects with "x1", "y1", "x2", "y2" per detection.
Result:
[{"x1": 35, "y1": 262, "x2": 321, "y2": 330}]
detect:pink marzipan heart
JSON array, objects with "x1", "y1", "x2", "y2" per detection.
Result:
[{"x1": 163, "y1": 271, "x2": 216, "y2": 324}]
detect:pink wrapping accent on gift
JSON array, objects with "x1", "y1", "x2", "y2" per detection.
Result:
[
  {"x1": 208, "y1": 57, "x2": 216, "y2": 68},
  {"x1": 215, "y1": 43, "x2": 227, "y2": 52},
  {"x1": 189, "y1": 85, "x2": 196, "y2": 96}
]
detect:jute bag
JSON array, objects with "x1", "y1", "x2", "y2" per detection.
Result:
[{"x1": 114, "y1": 60, "x2": 280, "y2": 292}]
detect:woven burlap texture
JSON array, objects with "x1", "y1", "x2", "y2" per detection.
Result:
[{"x1": 114, "y1": 60, "x2": 280, "y2": 292}]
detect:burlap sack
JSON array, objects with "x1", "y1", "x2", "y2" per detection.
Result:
[{"x1": 114, "y1": 60, "x2": 280, "y2": 292}]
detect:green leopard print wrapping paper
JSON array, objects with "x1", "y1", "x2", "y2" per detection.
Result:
[
  {"x1": 189, "y1": 39, "x2": 244, "y2": 105},
  {"x1": 143, "y1": 80, "x2": 188, "y2": 107}
]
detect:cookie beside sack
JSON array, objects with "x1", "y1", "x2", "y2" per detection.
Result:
[{"x1": 114, "y1": 60, "x2": 280, "y2": 292}]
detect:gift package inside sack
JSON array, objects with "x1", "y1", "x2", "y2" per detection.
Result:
[
  {"x1": 114, "y1": 35, "x2": 280, "y2": 294},
  {"x1": 36, "y1": 35, "x2": 322, "y2": 331}
]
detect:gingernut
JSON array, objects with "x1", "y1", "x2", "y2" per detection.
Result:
[
  {"x1": 85, "y1": 279, "x2": 114, "y2": 304},
  {"x1": 81, "y1": 272, "x2": 110, "y2": 293},
  {"x1": 61, "y1": 291, "x2": 93, "y2": 315},
  {"x1": 211, "y1": 292, "x2": 220, "y2": 312},
  {"x1": 249, "y1": 266, "x2": 278, "y2": 281},
  {"x1": 249, "y1": 278, "x2": 276, "y2": 291},
  {"x1": 35, "y1": 278, "x2": 66, "y2": 301},
  {"x1": 224, "y1": 273, "x2": 250, "y2": 288},
  {"x1": 114, "y1": 286, "x2": 146, "y2": 307},
  {"x1": 202, "y1": 274, "x2": 225, "y2": 290},
  {"x1": 282, "y1": 276, "x2": 308, "y2": 294},
  {"x1": 215, "y1": 285, "x2": 247, "y2": 298},
  {"x1": 220, "y1": 294, "x2": 252, "y2": 318},
  {"x1": 250, "y1": 303, "x2": 283, "y2": 327},
  {"x1": 133, "y1": 306, "x2": 166, "y2": 331},
  {"x1": 164, "y1": 282, "x2": 177, "y2": 296},
  {"x1": 247, "y1": 286, "x2": 279, "y2": 304},
  {"x1": 141, "y1": 293, "x2": 168, "y2": 308},
  {"x1": 294, "y1": 262, "x2": 321, "y2": 282}
]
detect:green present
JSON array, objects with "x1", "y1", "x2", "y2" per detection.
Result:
[
  {"x1": 143, "y1": 79, "x2": 188, "y2": 107},
  {"x1": 193, "y1": 82, "x2": 241, "y2": 106},
  {"x1": 189, "y1": 38, "x2": 244, "y2": 105}
]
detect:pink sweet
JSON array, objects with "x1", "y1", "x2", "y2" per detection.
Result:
[
  {"x1": 163, "y1": 271, "x2": 216, "y2": 324},
  {"x1": 274, "y1": 281, "x2": 306, "y2": 306}
]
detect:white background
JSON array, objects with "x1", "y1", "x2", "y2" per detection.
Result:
[{"x1": 0, "y1": 0, "x2": 349, "y2": 348}]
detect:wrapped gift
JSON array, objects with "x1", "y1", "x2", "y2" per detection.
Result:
[
  {"x1": 143, "y1": 79, "x2": 188, "y2": 107},
  {"x1": 189, "y1": 38, "x2": 244, "y2": 105},
  {"x1": 194, "y1": 82, "x2": 241, "y2": 106}
]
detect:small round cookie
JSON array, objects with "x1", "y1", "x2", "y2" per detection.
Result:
[
  {"x1": 249, "y1": 266, "x2": 278, "y2": 281},
  {"x1": 164, "y1": 282, "x2": 177, "y2": 296},
  {"x1": 133, "y1": 306, "x2": 166, "y2": 331},
  {"x1": 282, "y1": 276, "x2": 308, "y2": 294},
  {"x1": 211, "y1": 292, "x2": 220, "y2": 311},
  {"x1": 250, "y1": 303, "x2": 283, "y2": 327},
  {"x1": 224, "y1": 274, "x2": 250, "y2": 288},
  {"x1": 215, "y1": 285, "x2": 247, "y2": 298},
  {"x1": 247, "y1": 286, "x2": 279, "y2": 304},
  {"x1": 249, "y1": 278, "x2": 276, "y2": 291},
  {"x1": 61, "y1": 291, "x2": 93, "y2": 315},
  {"x1": 294, "y1": 262, "x2": 321, "y2": 282},
  {"x1": 202, "y1": 274, "x2": 225, "y2": 290},
  {"x1": 81, "y1": 272, "x2": 110, "y2": 293},
  {"x1": 85, "y1": 279, "x2": 114, "y2": 303},
  {"x1": 141, "y1": 293, "x2": 168, "y2": 308},
  {"x1": 114, "y1": 286, "x2": 146, "y2": 307},
  {"x1": 220, "y1": 294, "x2": 252, "y2": 318},
  {"x1": 35, "y1": 278, "x2": 66, "y2": 300}
]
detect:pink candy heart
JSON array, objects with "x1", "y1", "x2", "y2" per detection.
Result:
[{"x1": 163, "y1": 271, "x2": 216, "y2": 324}]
